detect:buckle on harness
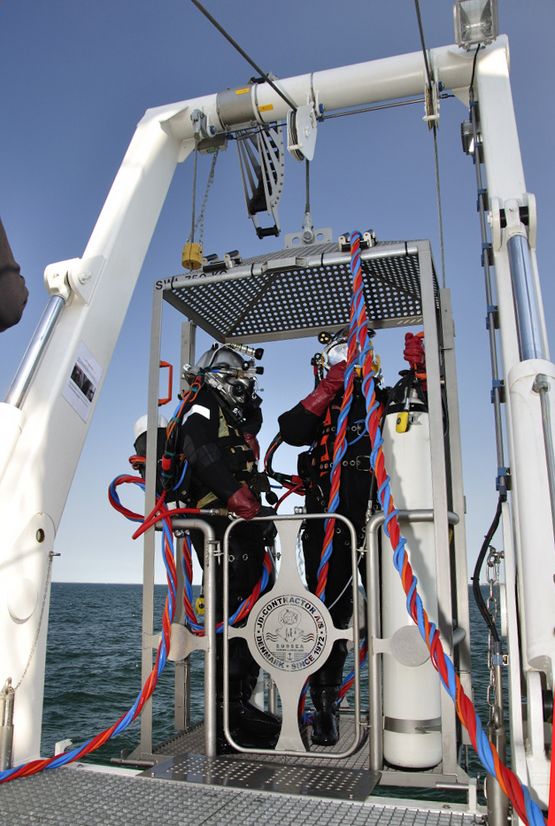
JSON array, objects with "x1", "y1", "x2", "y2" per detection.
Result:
[{"x1": 355, "y1": 455, "x2": 371, "y2": 472}]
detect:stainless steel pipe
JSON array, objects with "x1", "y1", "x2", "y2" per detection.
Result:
[
  {"x1": 5, "y1": 296, "x2": 66, "y2": 408},
  {"x1": 507, "y1": 235, "x2": 545, "y2": 361}
]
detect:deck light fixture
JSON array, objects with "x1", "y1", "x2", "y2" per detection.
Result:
[{"x1": 454, "y1": 0, "x2": 498, "y2": 50}]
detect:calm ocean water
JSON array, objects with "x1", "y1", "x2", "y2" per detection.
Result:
[{"x1": 42, "y1": 582, "x2": 494, "y2": 776}]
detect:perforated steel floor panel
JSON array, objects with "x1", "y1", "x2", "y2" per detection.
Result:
[
  {"x1": 0, "y1": 765, "x2": 482, "y2": 826},
  {"x1": 143, "y1": 751, "x2": 379, "y2": 801},
  {"x1": 153, "y1": 714, "x2": 371, "y2": 770},
  {"x1": 163, "y1": 240, "x2": 438, "y2": 342}
]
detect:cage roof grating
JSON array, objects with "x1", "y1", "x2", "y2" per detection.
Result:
[{"x1": 162, "y1": 239, "x2": 438, "y2": 343}]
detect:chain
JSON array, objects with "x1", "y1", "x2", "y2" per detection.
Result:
[
  {"x1": 188, "y1": 150, "x2": 219, "y2": 249},
  {"x1": 13, "y1": 551, "x2": 57, "y2": 691},
  {"x1": 485, "y1": 545, "x2": 504, "y2": 722}
]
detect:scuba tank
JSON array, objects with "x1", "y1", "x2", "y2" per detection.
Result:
[{"x1": 380, "y1": 377, "x2": 442, "y2": 769}]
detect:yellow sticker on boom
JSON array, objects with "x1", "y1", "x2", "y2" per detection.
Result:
[
  {"x1": 235, "y1": 87, "x2": 250, "y2": 95},
  {"x1": 258, "y1": 103, "x2": 274, "y2": 112}
]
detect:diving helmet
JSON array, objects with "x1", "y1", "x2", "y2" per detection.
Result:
[
  {"x1": 320, "y1": 328, "x2": 350, "y2": 373},
  {"x1": 315, "y1": 326, "x2": 379, "y2": 380},
  {"x1": 184, "y1": 342, "x2": 263, "y2": 421}
]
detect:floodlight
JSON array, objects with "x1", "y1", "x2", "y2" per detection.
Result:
[{"x1": 454, "y1": 0, "x2": 498, "y2": 50}]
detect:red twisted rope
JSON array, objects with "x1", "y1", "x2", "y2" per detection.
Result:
[{"x1": 348, "y1": 228, "x2": 541, "y2": 826}]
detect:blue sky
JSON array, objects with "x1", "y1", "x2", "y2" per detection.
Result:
[{"x1": 1, "y1": 1, "x2": 554, "y2": 584}]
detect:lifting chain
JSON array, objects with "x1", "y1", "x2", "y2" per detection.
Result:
[
  {"x1": 183, "y1": 150, "x2": 219, "y2": 270},
  {"x1": 193, "y1": 150, "x2": 219, "y2": 250}
]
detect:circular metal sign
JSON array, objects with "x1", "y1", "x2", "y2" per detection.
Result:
[{"x1": 251, "y1": 593, "x2": 330, "y2": 673}]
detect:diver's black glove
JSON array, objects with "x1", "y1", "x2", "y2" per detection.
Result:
[{"x1": 257, "y1": 505, "x2": 278, "y2": 543}]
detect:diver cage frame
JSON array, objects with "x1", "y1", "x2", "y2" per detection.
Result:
[{"x1": 132, "y1": 237, "x2": 473, "y2": 794}]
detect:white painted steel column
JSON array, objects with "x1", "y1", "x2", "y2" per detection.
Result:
[
  {"x1": 477, "y1": 44, "x2": 555, "y2": 671},
  {"x1": 476, "y1": 42, "x2": 554, "y2": 806},
  {"x1": 0, "y1": 112, "x2": 192, "y2": 764},
  {"x1": 507, "y1": 361, "x2": 555, "y2": 674}
]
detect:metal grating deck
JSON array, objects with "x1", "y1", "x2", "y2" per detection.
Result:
[
  {"x1": 146, "y1": 716, "x2": 470, "y2": 797},
  {"x1": 162, "y1": 240, "x2": 438, "y2": 342},
  {"x1": 145, "y1": 715, "x2": 378, "y2": 801},
  {"x1": 152, "y1": 715, "x2": 371, "y2": 769},
  {"x1": 0, "y1": 765, "x2": 483, "y2": 826},
  {"x1": 143, "y1": 752, "x2": 379, "y2": 801}
]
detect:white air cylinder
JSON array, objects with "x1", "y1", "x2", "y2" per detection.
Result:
[{"x1": 380, "y1": 402, "x2": 442, "y2": 768}]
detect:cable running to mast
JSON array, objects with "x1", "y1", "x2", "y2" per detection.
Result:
[
  {"x1": 414, "y1": 0, "x2": 447, "y2": 289},
  {"x1": 191, "y1": 0, "x2": 298, "y2": 113}
]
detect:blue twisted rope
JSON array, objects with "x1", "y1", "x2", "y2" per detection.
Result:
[
  {"x1": 347, "y1": 230, "x2": 545, "y2": 826},
  {"x1": 178, "y1": 530, "x2": 272, "y2": 634},
  {"x1": 0, "y1": 489, "x2": 176, "y2": 781}
]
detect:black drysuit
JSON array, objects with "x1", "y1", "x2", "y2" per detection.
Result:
[
  {"x1": 176, "y1": 386, "x2": 270, "y2": 686},
  {"x1": 278, "y1": 380, "x2": 374, "y2": 687},
  {"x1": 134, "y1": 383, "x2": 282, "y2": 750}
]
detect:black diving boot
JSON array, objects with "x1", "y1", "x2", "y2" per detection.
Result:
[
  {"x1": 217, "y1": 680, "x2": 281, "y2": 752},
  {"x1": 238, "y1": 701, "x2": 281, "y2": 744},
  {"x1": 240, "y1": 675, "x2": 282, "y2": 741},
  {"x1": 310, "y1": 685, "x2": 340, "y2": 746}
]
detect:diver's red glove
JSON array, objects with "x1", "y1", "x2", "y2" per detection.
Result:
[
  {"x1": 301, "y1": 360, "x2": 346, "y2": 417},
  {"x1": 404, "y1": 333, "x2": 426, "y2": 372},
  {"x1": 243, "y1": 431, "x2": 260, "y2": 461},
  {"x1": 227, "y1": 485, "x2": 261, "y2": 520}
]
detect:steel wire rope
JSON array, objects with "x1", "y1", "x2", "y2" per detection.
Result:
[
  {"x1": 225, "y1": 95, "x2": 454, "y2": 136},
  {"x1": 321, "y1": 95, "x2": 452, "y2": 121},
  {"x1": 12, "y1": 550, "x2": 56, "y2": 692},
  {"x1": 432, "y1": 129, "x2": 447, "y2": 288},
  {"x1": 190, "y1": 0, "x2": 297, "y2": 113},
  {"x1": 346, "y1": 229, "x2": 545, "y2": 826},
  {"x1": 185, "y1": 150, "x2": 219, "y2": 251},
  {"x1": 414, "y1": 0, "x2": 433, "y2": 87},
  {"x1": 413, "y1": 0, "x2": 447, "y2": 288}
]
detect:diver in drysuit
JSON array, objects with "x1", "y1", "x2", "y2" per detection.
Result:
[
  {"x1": 134, "y1": 342, "x2": 279, "y2": 752},
  {"x1": 278, "y1": 329, "x2": 427, "y2": 746},
  {"x1": 278, "y1": 329, "x2": 380, "y2": 746}
]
